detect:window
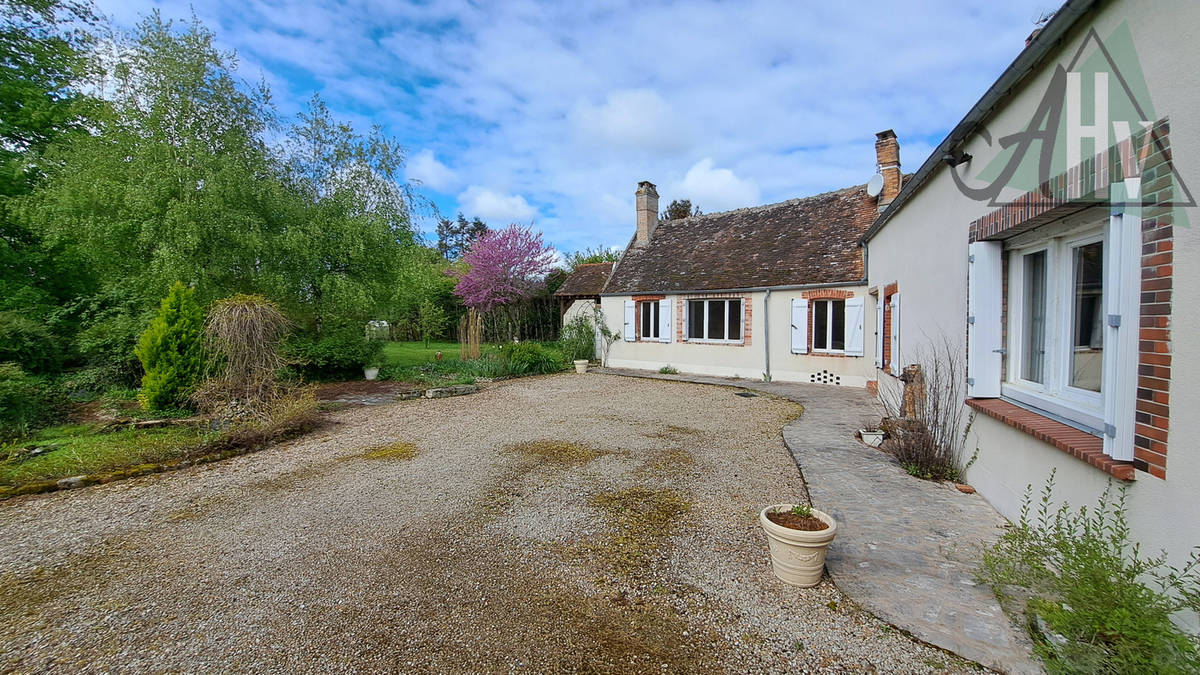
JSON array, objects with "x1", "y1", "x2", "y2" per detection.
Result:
[
  {"x1": 639, "y1": 301, "x2": 660, "y2": 340},
  {"x1": 687, "y1": 299, "x2": 742, "y2": 342},
  {"x1": 812, "y1": 299, "x2": 846, "y2": 352},
  {"x1": 1005, "y1": 221, "x2": 1106, "y2": 428}
]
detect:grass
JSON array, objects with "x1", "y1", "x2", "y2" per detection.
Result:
[
  {"x1": 381, "y1": 341, "x2": 461, "y2": 368},
  {"x1": 0, "y1": 423, "x2": 214, "y2": 487},
  {"x1": 507, "y1": 439, "x2": 603, "y2": 465},
  {"x1": 360, "y1": 441, "x2": 419, "y2": 460}
]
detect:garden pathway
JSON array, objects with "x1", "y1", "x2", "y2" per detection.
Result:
[{"x1": 596, "y1": 368, "x2": 1043, "y2": 674}]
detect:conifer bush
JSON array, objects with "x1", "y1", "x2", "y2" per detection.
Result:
[{"x1": 134, "y1": 282, "x2": 205, "y2": 411}]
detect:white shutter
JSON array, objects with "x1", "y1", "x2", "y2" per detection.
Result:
[
  {"x1": 889, "y1": 293, "x2": 900, "y2": 369},
  {"x1": 844, "y1": 297, "x2": 865, "y2": 356},
  {"x1": 790, "y1": 298, "x2": 808, "y2": 354},
  {"x1": 967, "y1": 242, "x2": 1003, "y2": 398},
  {"x1": 875, "y1": 291, "x2": 884, "y2": 367},
  {"x1": 1103, "y1": 204, "x2": 1141, "y2": 461},
  {"x1": 623, "y1": 300, "x2": 636, "y2": 342},
  {"x1": 658, "y1": 298, "x2": 671, "y2": 343}
]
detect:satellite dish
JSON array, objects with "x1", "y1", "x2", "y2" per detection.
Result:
[{"x1": 866, "y1": 173, "x2": 885, "y2": 198}]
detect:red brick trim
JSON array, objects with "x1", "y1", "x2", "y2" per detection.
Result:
[
  {"x1": 801, "y1": 289, "x2": 854, "y2": 299},
  {"x1": 967, "y1": 398, "x2": 1135, "y2": 481},
  {"x1": 631, "y1": 294, "x2": 665, "y2": 302}
]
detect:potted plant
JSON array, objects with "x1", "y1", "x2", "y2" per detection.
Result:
[
  {"x1": 573, "y1": 359, "x2": 589, "y2": 374},
  {"x1": 363, "y1": 358, "x2": 382, "y2": 381},
  {"x1": 858, "y1": 416, "x2": 885, "y2": 447},
  {"x1": 758, "y1": 503, "x2": 838, "y2": 587}
]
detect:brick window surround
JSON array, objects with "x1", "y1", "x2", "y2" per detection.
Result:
[
  {"x1": 882, "y1": 283, "x2": 898, "y2": 374},
  {"x1": 966, "y1": 119, "x2": 1173, "y2": 480},
  {"x1": 801, "y1": 290, "x2": 856, "y2": 357},
  {"x1": 631, "y1": 295, "x2": 664, "y2": 342},
  {"x1": 675, "y1": 294, "x2": 752, "y2": 346}
]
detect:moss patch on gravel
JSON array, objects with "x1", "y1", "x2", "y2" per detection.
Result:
[
  {"x1": 360, "y1": 441, "x2": 419, "y2": 460},
  {"x1": 506, "y1": 439, "x2": 603, "y2": 465},
  {"x1": 589, "y1": 486, "x2": 691, "y2": 577}
]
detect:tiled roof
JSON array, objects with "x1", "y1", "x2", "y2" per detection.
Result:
[
  {"x1": 603, "y1": 185, "x2": 875, "y2": 294},
  {"x1": 554, "y1": 262, "x2": 614, "y2": 297}
]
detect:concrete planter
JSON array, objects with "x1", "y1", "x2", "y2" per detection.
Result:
[
  {"x1": 759, "y1": 505, "x2": 838, "y2": 587},
  {"x1": 573, "y1": 360, "x2": 589, "y2": 374},
  {"x1": 859, "y1": 429, "x2": 885, "y2": 447},
  {"x1": 363, "y1": 366, "x2": 380, "y2": 381}
]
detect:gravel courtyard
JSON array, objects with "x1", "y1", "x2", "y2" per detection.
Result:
[{"x1": 0, "y1": 374, "x2": 975, "y2": 673}]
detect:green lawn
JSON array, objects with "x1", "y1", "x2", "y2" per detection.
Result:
[
  {"x1": 381, "y1": 341, "x2": 461, "y2": 367},
  {"x1": 1, "y1": 423, "x2": 214, "y2": 488}
]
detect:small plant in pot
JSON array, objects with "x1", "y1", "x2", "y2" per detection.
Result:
[
  {"x1": 858, "y1": 415, "x2": 885, "y2": 447},
  {"x1": 363, "y1": 358, "x2": 382, "y2": 381},
  {"x1": 759, "y1": 503, "x2": 838, "y2": 587}
]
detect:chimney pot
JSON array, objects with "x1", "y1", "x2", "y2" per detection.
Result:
[
  {"x1": 874, "y1": 130, "x2": 901, "y2": 210},
  {"x1": 635, "y1": 181, "x2": 659, "y2": 245}
]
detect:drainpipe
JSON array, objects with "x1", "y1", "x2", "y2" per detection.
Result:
[{"x1": 763, "y1": 289, "x2": 772, "y2": 382}]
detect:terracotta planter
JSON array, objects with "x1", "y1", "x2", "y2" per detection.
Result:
[
  {"x1": 363, "y1": 366, "x2": 380, "y2": 381},
  {"x1": 573, "y1": 359, "x2": 589, "y2": 374},
  {"x1": 859, "y1": 429, "x2": 884, "y2": 447},
  {"x1": 759, "y1": 505, "x2": 838, "y2": 587}
]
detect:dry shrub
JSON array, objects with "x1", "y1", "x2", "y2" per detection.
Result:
[
  {"x1": 193, "y1": 294, "x2": 291, "y2": 418},
  {"x1": 880, "y1": 336, "x2": 973, "y2": 481},
  {"x1": 217, "y1": 388, "x2": 321, "y2": 450}
]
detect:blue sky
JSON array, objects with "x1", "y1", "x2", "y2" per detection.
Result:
[{"x1": 100, "y1": 0, "x2": 1059, "y2": 255}]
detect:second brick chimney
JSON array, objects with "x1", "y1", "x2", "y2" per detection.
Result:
[
  {"x1": 635, "y1": 181, "x2": 659, "y2": 246},
  {"x1": 874, "y1": 130, "x2": 901, "y2": 210}
]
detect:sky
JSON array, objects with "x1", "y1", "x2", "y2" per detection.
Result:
[{"x1": 99, "y1": 0, "x2": 1061, "y2": 255}]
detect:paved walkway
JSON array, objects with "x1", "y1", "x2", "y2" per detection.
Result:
[{"x1": 596, "y1": 368, "x2": 1042, "y2": 674}]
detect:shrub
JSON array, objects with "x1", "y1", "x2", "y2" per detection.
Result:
[
  {"x1": 502, "y1": 342, "x2": 566, "y2": 375},
  {"x1": 135, "y1": 283, "x2": 205, "y2": 411},
  {"x1": 0, "y1": 311, "x2": 63, "y2": 373},
  {"x1": 71, "y1": 286, "x2": 155, "y2": 388},
  {"x1": 217, "y1": 388, "x2": 321, "y2": 450},
  {"x1": 658, "y1": 365, "x2": 678, "y2": 375},
  {"x1": 284, "y1": 323, "x2": 383, "y2": 380},
  {"x1": 979, "y1": 472, "x2": 1200, "y2": 674},
  {"x1": 0, "y1": 363, "x2": 65, "y2": 440},
  {"x1": 195, "y1": 294, "x2": 291, "y2": 417},
  {"x1": 557, "y1": 312, "x2": 595, "y2": 362},
  {"x1": 880, "y1": 337, "x2": 972, "y2": 481}
]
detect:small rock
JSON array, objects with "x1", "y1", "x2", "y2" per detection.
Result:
[
  {"x1": 954, "y1": 483, "x2": 976, "y2": 494},
  {"x1": 57, "y1": 475, "x2": 87, "y2": 490}
]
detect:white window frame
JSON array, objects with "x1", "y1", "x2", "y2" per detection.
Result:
[
  {"x1": 638, "y1": 300, "x2": 660, "y2": 341},
  {"x1": 1003, "y1": 214, "x2": 1107, "y2": 431},
  {"x1": 811, "y1": 299, "x2": 846, "y2": 354},
  {"x1": 685, "y1": 298, "x2": 744, "y2": 344}
]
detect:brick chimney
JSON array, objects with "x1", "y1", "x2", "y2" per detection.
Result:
[
  {"x1": 875, "y1": 130, "x2": 901, "y2": 210},
  {"x1": 635, "y1": 181, "x2": 659, "y2": 246}
]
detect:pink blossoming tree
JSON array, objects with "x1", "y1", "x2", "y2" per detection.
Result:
[{"x1": 452, "y1": 225, "x2": 557, "y2": 314}]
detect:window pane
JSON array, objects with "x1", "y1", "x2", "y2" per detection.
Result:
[
  {"x1": 727, "y1": 300, "x2": 741, "y2": 340},
  {"x1": 1070, "y1": 241, "x2": 1104, "y2": 392},
  {"x1": 831, "y1": 300, "x2": 846, "y2": 351},
  {"x1": 707, "y1": 300, "x2": 725, "y2": 339},
  {"x1": 1022, "y1": 250, "x2": 1047, "y2": 383},
  {"x1": 813, "y1": 300, "x2": 828, "y2": 350},
  {"x1": 688, "y1": 301, "x2": 704, "y2": 339}
]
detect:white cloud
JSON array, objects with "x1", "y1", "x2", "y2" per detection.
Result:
[
  {"x1": 571, "y1": 89, "x2": 690, "y2": 155},
  {"x1": 671, "y1": 159, "x2": 761, "y2": 212},
  {"x1": 457, "y1": 186, "x2": 538, "y2": 223},
  {"x1": 407, "y1": 149, "x2": 459, "y2": 192}
]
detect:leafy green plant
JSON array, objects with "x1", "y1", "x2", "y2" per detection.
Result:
[
  {"x1": 658, "y1": 365, "x2": 679, "y2": 375},
  {"x1": 284, "y1": 322, "x2": 383, "y2": 380},
  {"x1": 501, "y1": 342, "x2": 566, "y2": 375},
  {"x1": 790, "y1": 504, "x2": 813, "y2": 518},
  {"x1": 0, "y1": 363, "x2": 65, "y2": 441},
  {"x1": 0, "y1": 311, "x2": 63, "y2": 373},
  {"x1": 979, "y1": 471, "x2": 1200, "y2": 673},
  {"x1": 135, "y1": 283, "x2": 205, "y2": 411},
  {"x1": 557, "y1": 312, "x2": 595, "y2": 362}
]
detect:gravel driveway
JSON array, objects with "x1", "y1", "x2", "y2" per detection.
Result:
[{"x1": 0, "y1": 374, "x2": 974, "y2": 673}]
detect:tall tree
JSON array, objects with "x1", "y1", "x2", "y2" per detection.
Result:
[
  {"x1": 452, "y1": 225, "x2": 555, "y2": 312},
  {"x1": 436, "y1": 211, "x2": 487, "y2": 259},
  {"x1": 660, "y1": 198, "x2": 701, "y2": 221}
]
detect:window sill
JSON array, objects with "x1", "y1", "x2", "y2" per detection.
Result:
[
  {"x1": 685, "y1": 340, "x2": 745, "y2": 346},
  {"x1": 966, "y1": 398, "x2": 1135, "y2": 481}
]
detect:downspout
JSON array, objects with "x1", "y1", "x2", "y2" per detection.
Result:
[{"x1": 763, "y1": 289, "x2": 772, "y2": 382}]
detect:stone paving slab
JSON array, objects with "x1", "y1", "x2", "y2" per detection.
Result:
[{"x1": 594, "y1": 368, "x2": 1042, "y2": 674}]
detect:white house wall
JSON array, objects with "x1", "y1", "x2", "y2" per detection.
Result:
[
  {"x1": 599, "y1": 289, "x2": 875, "y2": 386},
  {"x1": 866, "y1": 0, "x2": 1200, "y2": 573}
]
